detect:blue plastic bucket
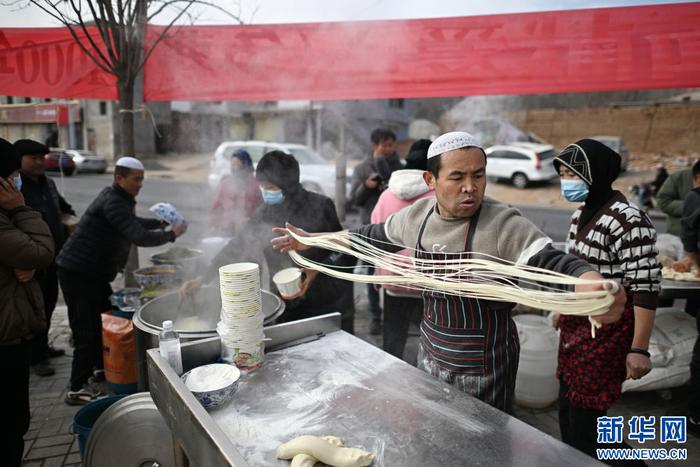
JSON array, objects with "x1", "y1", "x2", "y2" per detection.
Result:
[
  {"x1": 107, "y1": 381, "x2": 137, "y2": 395},
  {"x1": 111, "y1": 306, "x2": 135, "y2": 320},
  {"x1": 72, "y1": 395, "x2": 126, "y2": 460}
]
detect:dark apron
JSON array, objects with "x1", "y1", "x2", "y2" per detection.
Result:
[{"x1": 415, "y1": 206, "x2": 520, "y2": 413}]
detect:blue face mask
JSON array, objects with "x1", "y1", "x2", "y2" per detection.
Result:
[
  {"x1": 12, "y1": 174, "x2": 22, "y2": 191},
  {"x1": 260, "y1": 188, "x2": 284, "y2": 205},
  {"x1": 560, "y1": 179, "x2": 589, "y2": 202}
]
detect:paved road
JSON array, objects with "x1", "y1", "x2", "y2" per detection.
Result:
[{"x1": 54, "y1": 173, "x2": 667, "y2": 245}]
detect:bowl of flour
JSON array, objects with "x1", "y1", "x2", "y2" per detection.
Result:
[{"x1": 181, "y1": 363, "x2": 241, "y2": 409}]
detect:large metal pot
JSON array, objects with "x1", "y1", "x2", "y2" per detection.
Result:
[
  {"x1": 150, "y1": 246, "x2": 204, "y2": 279},
  {"x1": 134, "y1": 285, "x2": 284, "y2": 390}
]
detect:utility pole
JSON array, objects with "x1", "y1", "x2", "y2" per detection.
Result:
[{"x1": 335, "y1": 122, "x2": 347, "y2": 221}]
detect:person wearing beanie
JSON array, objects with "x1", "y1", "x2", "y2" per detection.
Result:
[
  {"x1": 15, "y1": 139, "x2": 76, "y2": 377},
  {"x1": 370, "y1": 138, "x2": 434, "y2": 360},
  {"x1": 208, "y1": 149, "x2": 262, "y2": 233},
  {"x1": 351, "y1": 128, "x2": 404, "y2": 335},
  {"x1": 272, "y1": 131, "x2": 627, "y2": 415},
  {"x1": 553, "y1": 139, "x2": 660, "y2": 461},
  {"x1": 57, "y1": 155, "x2": 186, "y2": 405},
  {"x1": 184, "y1": 150, "x2": 356, "y2": 333},
  {"x1": 0, "y1": 137, "x2": 55, "y2": 467},
  {"x1": 404, "y1": 138, "x2": 432, "y2": 171}
]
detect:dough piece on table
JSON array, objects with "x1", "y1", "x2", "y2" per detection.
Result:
[
  {"x1": 277, "y1": 435, "x2": 374, "y2": 467},
  {"x1": 291, "y1": 456, "x2": 317, "y2": 467},
  {"x1": 291, "y1": 437, "x2": 344, "y2": 467},
  {"x1": 662, "y1": 266, "x2": 700, "y2": 282}
]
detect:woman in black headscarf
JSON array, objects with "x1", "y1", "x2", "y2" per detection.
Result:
[
  {"x1": 553, "y1": 139, "x2": 661, "y2": 463},
  {"x1": 195, "y1": 151, "x2": 355, "y2": 332}
]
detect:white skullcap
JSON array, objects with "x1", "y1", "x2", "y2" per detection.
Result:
[
  {"x1": 427, "y1": 131, "x2": 483, "y2": 159},
  {"x1": 115, "y1": 156, "x2": 144, "y2": 170}
]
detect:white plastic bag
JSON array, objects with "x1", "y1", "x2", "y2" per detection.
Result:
[
  {"x1": 149, "y1": 202, "x2": 188, "y2": 228},
  {"x1": 656, "y1": 233, "x2": 685, "y2": 261},
  {"x1": 654, "y1": 308, "x2": 698, "y2": 367},
  {"x1": 622, "y1": 365, "x2": 690, "y2": 392}
]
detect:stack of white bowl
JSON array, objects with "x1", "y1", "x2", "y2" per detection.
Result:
[{"x1": 217, "y1": 263, "x2": 265, "y2": 372}]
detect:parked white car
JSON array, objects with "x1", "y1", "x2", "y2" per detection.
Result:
[
  {"x1": 208, "y1": 141, "x2": 352, "y2": 200},
  {"x1": 484, "y1": 142, "x2": 558, "y2": 188},
  {"x1": 64, "y1": 149, "x2": 108, "y2": 174}
]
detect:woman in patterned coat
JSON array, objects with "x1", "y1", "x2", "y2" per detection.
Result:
[{"x1": 553, "y1": 139, "x2": 661, "y2": 462}]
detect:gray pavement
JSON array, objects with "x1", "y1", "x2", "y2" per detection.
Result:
[{"x1": 22, "y1": 305, "x2": 81, "y2": 467}]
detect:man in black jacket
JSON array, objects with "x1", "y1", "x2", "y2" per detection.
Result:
[
  {"x1": 350, "y1": 128, "x2": 403, "y2": 334},
  {"x1": 57, "y1": 156, "x2": 185, "y2": 405},
  {"x1": 15, "y1": 139, "x2": 75, "y2": 377}
]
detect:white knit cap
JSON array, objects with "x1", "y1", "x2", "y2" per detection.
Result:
[
  {"x1": 115, "y1": 156, "x2": 144, "y2": 170},
  {"x1": 427, "y1": 131, "x2": 483, "y2": 159}
]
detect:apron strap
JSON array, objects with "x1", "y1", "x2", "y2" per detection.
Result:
[
  {"x1": 463, "y1": 206, "x2": 482, "y2": 252},
  {"x1": 414, "y1": 205, "x2": 435, "y2": 251}
]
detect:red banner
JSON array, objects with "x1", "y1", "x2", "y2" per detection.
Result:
[
  {"x1": 143, "y1": 2, "x2": 700, "y2": 101},
  {"x1": 1, "y1": 3, "x2": 699, "y2": 102},
  {"x1": 0, "y1": 27, "x2": 115, "y2": 100}
]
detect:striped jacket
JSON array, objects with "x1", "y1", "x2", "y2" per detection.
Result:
[{"x1": 567, "y1": 192, "x2": 660, "y2": 309}]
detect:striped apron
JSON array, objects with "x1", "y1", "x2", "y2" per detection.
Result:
[{"x1": 415, "y1": 206, "x2": 520, "y2": 413}]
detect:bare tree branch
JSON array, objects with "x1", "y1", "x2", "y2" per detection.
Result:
[
  {"x1": 28, "y1": 0, "x2": 116, "y2": 74},
  {"x1": 83, "y1": 0, "x2": 119, "y2": 66},
  {"x1": 26, "y1": 0, "x2": 245, "y2": 81},
  {"x1": 137, "y1": 0, "x2": 195, "y2": 75}
]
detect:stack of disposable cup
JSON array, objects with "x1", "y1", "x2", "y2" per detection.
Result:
[{"x1": 217, "y1": 263, "x2": 264, "y2": 372}]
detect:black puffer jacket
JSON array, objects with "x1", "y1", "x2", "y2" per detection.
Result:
[
  {"x1": 57, "y1": 183, "x2": 175, "y2": 280},
  {"x1": 21, "y1": 174, "x2": 75, "y2": 252}
]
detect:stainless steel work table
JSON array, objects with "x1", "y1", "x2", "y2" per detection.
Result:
[
  {"x1": 660, "y1": 279, "x2": 700, "y2": 300},
  {"x1": 148, "y1": 314, "x2": 600, "y2": 466}
]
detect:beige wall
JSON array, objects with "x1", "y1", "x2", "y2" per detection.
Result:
[
  {"x1": 509, "y1": 103, "x2": 700, "y2": 154},
  {"x1": 228, "y1": 115, "x2": 286, "y2": 142},
  {"x1": 83, "y1": 100, "x2": 116, "y2": 161},
  {"x1": 0, "y1": 123, "x2": 50, "y2": 145}
]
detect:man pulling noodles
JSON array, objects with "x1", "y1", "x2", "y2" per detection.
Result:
[{"x1": 272, "y1": 131, "x2": 625, "y2": 413}]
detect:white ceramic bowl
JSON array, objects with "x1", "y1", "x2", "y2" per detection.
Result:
[{"x1": 181, "y1": 363, "x2": 241, "y2": 409}]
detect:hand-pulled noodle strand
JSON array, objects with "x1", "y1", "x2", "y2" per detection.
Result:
[{"x1": 287, "y1": 230, "x2": 615, "y2": 318}]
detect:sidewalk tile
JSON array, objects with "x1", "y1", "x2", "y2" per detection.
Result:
[
  {"x1": 23, "y1": 440, "x2": 33, "y2": 458},
  {"x1": 65, "y1": 452, "x2": 82, "y2": 464},
  {"x1": 37, "y1": 419, "x2": 64, "y2": 437},
  {"x1": 24, "y1": 443, "x2": 70, "y2": 460},
  {"x1": 32, "y1": 434, "x2": 74, "y2": 448},
  {"x1": 69, "y1": 438, "x2": 80, "y2": 453},
  {"x1": 42, "y1": 456, "x2": 67, "y2": 467}
]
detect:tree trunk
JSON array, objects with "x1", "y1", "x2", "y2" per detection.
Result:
[
  {"x1": 335, "y1": 122, "x2": 347, "y2": 222},
  {"x1": 118, "y1": 78, "x2": 136, "y2": 156},
  {"x1": 118, "y1": 77, "x2": 140, "y2": 286}
]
